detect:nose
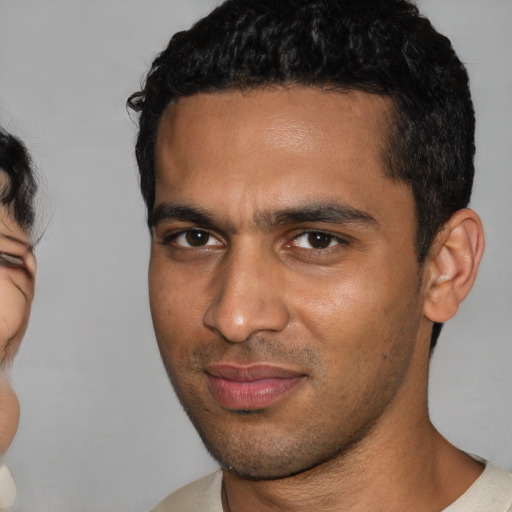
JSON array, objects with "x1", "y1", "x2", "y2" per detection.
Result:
[{"x1": 203, "y1": 248, "x2": 290, "y2": 343}]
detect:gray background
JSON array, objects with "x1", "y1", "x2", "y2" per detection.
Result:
[{"x1": 0, "y1": 0, "x2": 510, "y2": 511}]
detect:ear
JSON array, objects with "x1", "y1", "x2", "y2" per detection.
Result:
[{"x1": 423, "y1": 209, "x2": 485, "y2": 323}]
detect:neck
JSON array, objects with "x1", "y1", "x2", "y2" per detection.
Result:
[
  {"x1": 221, "y1": 346, "x2": 483, "y2": 512},
  {"x1": 223, "y1": 422, "x2": 482, "y2": 512}
]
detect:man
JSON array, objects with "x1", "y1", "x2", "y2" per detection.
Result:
[
  {"x1": 0, "y1": 128, "x2": 37, "y2": 510},
  {"x1": 128, "y1": 0, "x2": 512, "y2": 510}
]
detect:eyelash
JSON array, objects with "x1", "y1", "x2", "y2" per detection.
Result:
[
  {"x1": 164, "y1": 229, "x2": 222, "y2": 249},
  {"x1": 0, "y1": 251, "x2": 25, "y2": 269},
  {"x1": 289, "y1": 230, "x2": 349, "y2": 251},
  {"x1": 161, "y1": 228, "x2": 349, "y2": 251}
]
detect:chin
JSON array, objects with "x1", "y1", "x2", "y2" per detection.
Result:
[{"x1": 195, "y1": 422, "x2": 347, "y2": 482}]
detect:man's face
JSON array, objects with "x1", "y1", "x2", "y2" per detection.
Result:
[
  {"x1": 0, "y1": 205, "x2": 36, "y2": 453},
  {"x1": 150, "y1": 87, "x2": 431, "y2": 479}
]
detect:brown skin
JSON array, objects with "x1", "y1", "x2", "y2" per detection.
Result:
[
  {"x1": 150, "y1": 87, "x2": 485, "y2": 511},
  {"x1": 0, "y1": 207, "x2": 36, "y2": 454}
]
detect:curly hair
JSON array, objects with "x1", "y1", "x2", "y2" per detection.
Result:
[{"x1": 0, "y1": 128, "x2": 37, "y2": 231}]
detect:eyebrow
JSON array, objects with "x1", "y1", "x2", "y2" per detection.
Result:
[
  {"x1": 150, "y1": 202, "x2": 377, "y2": 233},
  {"x1": 256, "y1": 203, "x2": 377, "y2": 229},
  {"x1": 0, "y1": 233, "x2": 33, "y2": 250},
  {"x1": 150, "y1": 205, "x2": 221, "y2": 230}
]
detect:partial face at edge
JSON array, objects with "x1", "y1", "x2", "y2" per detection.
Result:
[
  {"x1": 0, "y1": 204, "x2": 36, "y2": 454},
  {"x1": 149, "y1": 87, "x2": 430, "y2": 479}
]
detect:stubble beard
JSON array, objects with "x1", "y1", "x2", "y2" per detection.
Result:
[{"x1": 161, "y1": 333, "x2": 414, "y2": 482}]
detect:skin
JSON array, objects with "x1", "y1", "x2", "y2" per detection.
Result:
[
  {"x1": 150, "y1": 87, "x2": 484, "y2": 511},
  {"x1": 0, "y1": 205, "x2": 36, "y2": 454}
]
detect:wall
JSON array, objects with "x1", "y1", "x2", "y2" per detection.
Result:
[{"x1": 0, "y1": 1, "x2": 510, "y2": 510}]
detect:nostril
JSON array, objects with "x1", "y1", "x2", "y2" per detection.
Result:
[
  {"x1": 203, "y1": 305, "x2": 253, "y2": 343},
  {"x1": 203, "y1": 293, "x2": 289, "y2": 343}
]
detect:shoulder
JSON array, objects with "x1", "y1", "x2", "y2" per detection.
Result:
[
  {"x1": 149, "y1": 470, "x2": 224, "y2": 512},
  {"x1": 445, "y1": 460, "x2": 512, "y2": 512}
]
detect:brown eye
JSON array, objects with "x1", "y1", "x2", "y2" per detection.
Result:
[
  {"x1": 185, "y1": 230, "x2": 210, "y2": 247},
  {"x1": 292, "y1": 231, "x2": 341, "y2": 250},
  {"x1": 307, "y1": 232, "x2": 333, "y2": 249},
  {"x1": 171, "y1": 229, "x2": 223, "y2": 249}
]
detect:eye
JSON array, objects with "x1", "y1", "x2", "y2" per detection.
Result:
[
  {"x1": 171, "y1": 229, "x2": 223, "y2": 248},
  {"x1": 0, "y1": 251, "x2": 25, "y2": 269},
  {"x1": 291, "y1": 231, "x2": 345, "y2": 250}
]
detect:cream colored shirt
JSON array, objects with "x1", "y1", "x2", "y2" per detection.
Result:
[
  {"x1": 0, "y1": 464, "x2": 17, "y2": 511},
  {"x1": 150, "y1": 461, "x2": 512, "y2": 512}
]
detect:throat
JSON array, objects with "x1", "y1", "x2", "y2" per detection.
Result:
[{"x1": 219, "y1": 424, "x2": 483, "y2": 512}]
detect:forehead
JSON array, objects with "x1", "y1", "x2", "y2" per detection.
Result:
[
  {"x1": 156, "y1": 86, "x2": 393, "y2": 157},
  {"x1": 154, "y1": 87, "x2": 411, "y2": 225}
]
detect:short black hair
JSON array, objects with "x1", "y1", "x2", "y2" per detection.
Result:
[
  {"x1": 0, "y1": 128, "x2": 37, "y2": 231},
  {"x1": 128, "y1": 0, "x2": 475, "y2": 351}
]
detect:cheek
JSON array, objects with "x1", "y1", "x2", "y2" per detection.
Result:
[
  {"x1": 292, "y1": 261, "x2": 420, "y2": 355},
  {"x1": 295, "y1": 271, "x2": 421, "y2": 411},
  {"x1": 0, "y1": 279, "x2": 28, "y2": 361},
  {"x1": 149, "y1": 261, "x2": 208, "y2": 356},
  {"x1": 0, "y1": 379, "x2": 20, "y2": 454}
]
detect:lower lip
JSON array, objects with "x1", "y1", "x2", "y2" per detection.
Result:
[{"x1": 207, "y1": 375, "x2": 302, "y2": 410}]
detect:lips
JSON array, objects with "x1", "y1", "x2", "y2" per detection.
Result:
[{"x1": 205, "y1": 364, "x2": 304, "y2": 410}]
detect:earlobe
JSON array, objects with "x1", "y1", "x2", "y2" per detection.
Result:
[{"x1": 423, "y1": 209, "x2": 485, "y2": 323}]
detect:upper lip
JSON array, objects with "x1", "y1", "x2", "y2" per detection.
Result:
[{"x1": 205, "y1": 363, "x2": 305, "y2": 382}]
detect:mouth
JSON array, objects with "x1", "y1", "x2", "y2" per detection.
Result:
[{"x1": 205, "y1": 363, "x2": 305, "y2": 411}]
